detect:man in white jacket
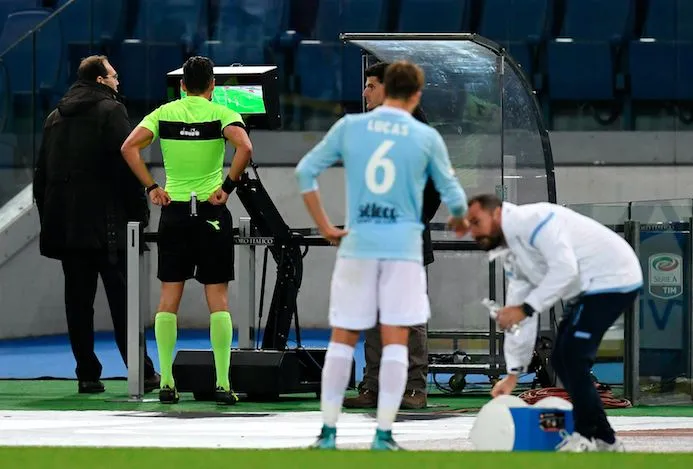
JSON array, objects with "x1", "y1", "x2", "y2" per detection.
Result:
[{"x1": 463, "y1": 194, "x2": 643, "y2": 452}]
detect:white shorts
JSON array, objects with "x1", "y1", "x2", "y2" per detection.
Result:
[{"x1": 328, "y1": 257, "x2": 430, "y2": 330}]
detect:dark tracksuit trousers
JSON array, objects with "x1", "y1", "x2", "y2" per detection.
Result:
[
  {"x1": 552, "y1": 290, "x2": 638, "y2": 443},
  {"x1": 61, "y1": 251, "x2": 156, "y2": 382}
]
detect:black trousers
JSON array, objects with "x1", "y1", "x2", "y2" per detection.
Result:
[
  {"x1": 61, "y1": 251, "x2": 156, "y2": 381},
  {"x1": 552, "y1": 290, "x2": 638, "y2": 442}
]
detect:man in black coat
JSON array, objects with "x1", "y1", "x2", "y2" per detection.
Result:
[
  {"x1": 343, "y1": 62, "x2": 442, "y2": 409},
  {"x1": 33, "y1": 55, "x2": 159, "y2": 394}
]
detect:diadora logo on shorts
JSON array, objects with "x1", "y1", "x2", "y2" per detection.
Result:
[
  {"x1": 179, "y1": 127, "x2": 200, "y2": 137},
  {"x1": 648, "y1": 253, "x2": 683, "y2": 299}
]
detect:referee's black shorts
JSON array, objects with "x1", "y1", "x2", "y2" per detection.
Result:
[{"x1": 157, "y1": 201, "x2": 234, "y2": 285}]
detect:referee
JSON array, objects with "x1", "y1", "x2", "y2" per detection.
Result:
[{"x1": 121, "y1": 56, "x2": 252, "y2": 405}]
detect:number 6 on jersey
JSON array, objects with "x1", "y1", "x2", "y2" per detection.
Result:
[{"x1": 365, "y1": 140, "x2": 396, "y2": 194}]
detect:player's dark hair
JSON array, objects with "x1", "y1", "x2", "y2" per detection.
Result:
[
  {"x1": 183, "y1": 56, "x2": 214, "y2": 94},
  {"x1": 383, "y1": 60, "x2": 424, "y2": 100},
  {"x1": 364, "y1": 62, "x2": 389, "y2": 83},
  {"x1": 78, "y1": 55, "x2": 109, "y2": 82},
  {"x1": 468, "y1": 193, "x2": 503, "y2": 211}
]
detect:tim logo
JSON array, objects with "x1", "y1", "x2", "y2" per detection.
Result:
[
  {"x1": 179, "y1": 127, "x2": 200, "y2": 137},
  {"x1": 358, "y1": 203, "x2": 397, "y2": 223},
  {"x1": 648, "y1": 253, "x2": 683, "y2": 299}
]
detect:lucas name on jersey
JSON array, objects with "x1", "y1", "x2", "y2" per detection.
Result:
[{"x1": 367, "y1": 119, "x2": 409, "y2": 136}]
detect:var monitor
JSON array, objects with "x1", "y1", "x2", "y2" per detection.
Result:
[{"x1": 166, "y1": 65, "x2": 281, "y2": 130}]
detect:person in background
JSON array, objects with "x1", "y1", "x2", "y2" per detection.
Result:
[{"x1": 33, "y1": 55, "x2": 159, "y2": 394}]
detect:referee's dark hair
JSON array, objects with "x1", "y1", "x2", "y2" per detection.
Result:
[
  {"x1": 383, "y1": 60, "x2": 424, "y2": 100},
  {"x1": 183, "y1": 56, "x2": 215, "y2": 94},
  {"x1": 78, "y1": 55, "x2": 109, "y2": 82},
  {"x1": 468, "y1": 193, "x2": 503, "y2": 211}
]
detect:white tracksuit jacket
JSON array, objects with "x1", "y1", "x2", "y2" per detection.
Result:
[{"x1": 488, "y1": 202, "x2": 643, "y2": 374}]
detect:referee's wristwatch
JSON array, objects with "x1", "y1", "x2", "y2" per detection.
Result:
[
  {"x1": 521, "y1": 303, "x2": 535, "y2": 317},
  {"x1": 146, "y1": 183, "x2": 159, "y2": 194}
]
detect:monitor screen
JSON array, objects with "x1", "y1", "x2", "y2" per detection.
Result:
[{"x1": 181, "y1": 85, "x2": 267, "y2": 114}]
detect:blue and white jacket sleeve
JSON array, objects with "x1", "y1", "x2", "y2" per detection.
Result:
[
  {"x1": 295, "y1": 117, "x2": 346, "y2": 194},
  {"x1": 426, "y1": 129, "x2": 467, "y2": 217},
  {"x1": 522, "y1": 211, "x2": 579, "y2": 313},
  {"x1": 502, "y1": 260, "x2": 539, "y2": 374}
]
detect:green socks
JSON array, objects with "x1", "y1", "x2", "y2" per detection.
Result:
[
  {"x1": 154, "y1": 312, "x2": 177, "y2": 388},
  {"x1": 210, "y1": 311, "x2": 233, "y2": 390}
]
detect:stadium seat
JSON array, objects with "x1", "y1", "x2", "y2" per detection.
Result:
[
  {"x1": 0, "y1": 9, "x2": 62, "y2": 94},
  {"x1": 477, "y1": 0, "x2": 549, "y2": 43},
  {"x1": 119, "y1": 0, "x2": 207, "y2": 102},
  {"x1": 477, "y1": 0, "x2": 550, "y2": 87},
  {"x1": 56, "y1": 0, "x2": 127, "y2": 86},
  {"x1": 204, "y1": 0, "x2": 286, "y2": 66},
  {"x1": 397, "y1": 0, "x2": 467, "y2": 33},
  {"x1": 0, "y1": 0, "x2": 41, "y2": 38},
  {"x1": 295, "y1": 0, "x2": 388, "y2": 102},
  {"x1": 629, "y1": 0, "x2": 693, "y2": 101},
  {"x1": 546, "y1": 0, "x2": 633, "y2": 101}
]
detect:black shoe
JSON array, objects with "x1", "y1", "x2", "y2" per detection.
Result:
[
  {"x1": 159, "y1": 385, "x2": 179, "y2": 404},
  {"x1": 215, "y1": 386, "x2": 239, "y2": 405},
  {"x1": 78, "y1": 380, "x2": 105, "y2": 394},
  {"x1": 144, "y1": 373, "x2": 161, "y2": 393}
]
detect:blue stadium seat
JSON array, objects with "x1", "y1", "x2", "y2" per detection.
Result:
[
  {"x1": 295, "y1": 0, "x2": 388, "y2": 102},
  {"x1": 119, "y1": 0, "x2": 207, "y2": 102},
  {"x1": 478, "y1": 0, "x2": 549, "y2": 43},
  {"x1": 56, "y1": 0, "x2": 127, "y2": 87},
  {"x1": 204, "y1": 0, "x2": 285, "y2": 66},
  {"x1": 397, "y1": 0, "x2": 467, "y2": 33},
  {"x1": 0, "y1": 1, "x2": 41, "y2": 38},
  {"x1": 559, "y1": 0, "x2": 632, "y2": 41},
  {"x1": 639, "y1": 0, "x2": 677, "y2": 41},
  {"x1": 546, "y1": 0, "x2": 633, "y2": 101},
  {"x1": 0, "y1": 9, "x2": 62, "y2": 94},
  {"x1": 629, "y1": 0, "x2": 693, "y2": 101},
  {"x1": 478, "y1": 0, "x2": 550, "y2": 87}
]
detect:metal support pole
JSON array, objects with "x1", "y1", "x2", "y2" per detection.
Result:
[
  {"x1": 623, "y1": 220, "x2": 641, "y2": 405},
  {"x1": 237, "y1": 217, "x2": 255, "y2": 349},
  {"x1": 127, "y1": 222, "x2": 144, "y2": 401}
]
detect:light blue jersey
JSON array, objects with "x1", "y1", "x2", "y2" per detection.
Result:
[{"x1": 295, "y1": 105, "x2": 468, "y2": 262}]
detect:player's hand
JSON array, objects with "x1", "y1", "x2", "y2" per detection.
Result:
[
  {"x1": 447, "y1": 216, "x2": 470, "y2": 237},
  {"x1": 320, "y1": 225, "x2": 348, "y2": 246},
  {"x1": 491, "y1": 374, "x2": 518, "y2": 397},
  {"x1": 208, "y1": 187, "x2": 229, "y2": 206},
  {"x1": 149, "y1": 187, "x2": 171, "y2": 206},
  {"x1": 496, "y1": 305, "x2": 526, "y2": 330}
]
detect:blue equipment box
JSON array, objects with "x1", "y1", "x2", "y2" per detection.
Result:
[{"x1": 509, "y1": 407, "x2": 574, "y2": 451}]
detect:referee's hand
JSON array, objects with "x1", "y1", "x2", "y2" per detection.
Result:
[
  {"x1": 149, "y1": 187, "x2": 171, "y2": 206},
  {"x1": 208, "y1": 188, "x2": 229, "y2": 206}
]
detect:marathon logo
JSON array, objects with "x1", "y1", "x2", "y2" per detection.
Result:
[
  {"x1": 159, "y1": 120, "x2": 222, "y2": 140},
  {"x1": 358, "y1": 203, "x2": 398, "y2": 223}
]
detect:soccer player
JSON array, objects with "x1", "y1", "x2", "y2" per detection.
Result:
[
  {"x1": 462, "y1": 193, "x2": 643, "y2": 452},
  {"x1": 295, "y1": 60, "x2": 469, "y2": 450},
  {"x1": 343, "y1": 61, "x2": 441, "y2": 410},
  {"x1": 121, "y1": 56, "x2": 252, "y2": 405}
]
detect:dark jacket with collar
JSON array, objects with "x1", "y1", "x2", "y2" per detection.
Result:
[
  {"x1": 412, "y1": 106, "x2": 442, "y2": 266},
  {"x1": 33, "y1": 80, "x2": 148, "y2": 261}
]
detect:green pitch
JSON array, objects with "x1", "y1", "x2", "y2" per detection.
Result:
[
  {"x1": 1, "y1": 447, "x2": 693, "y2": 469},
  {"x1": 212, "y1": 86, "x2": 265, "y2": 113}
]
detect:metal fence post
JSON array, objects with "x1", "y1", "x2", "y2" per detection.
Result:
[
  {"x1": 127, "y1": 221, "x2": 144, "y2": 401},
  {"x1": 237, "y1": 217, "x2": 255, "y2": 349},
  {"x1": 623, "y1": 220, "x2": 641, "y2": 405}
]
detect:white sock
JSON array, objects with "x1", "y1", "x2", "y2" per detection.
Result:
[
  {"x1": 321, "y1": 341, "x2": 354, "y2": 428},
  {"x1": 377, "y1": 344, "x2": 408, "y2": 432}
]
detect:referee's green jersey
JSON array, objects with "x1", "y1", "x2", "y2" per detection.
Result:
[{"x1": 138, "y1": 95, "x2": 244, "y2": 201}]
